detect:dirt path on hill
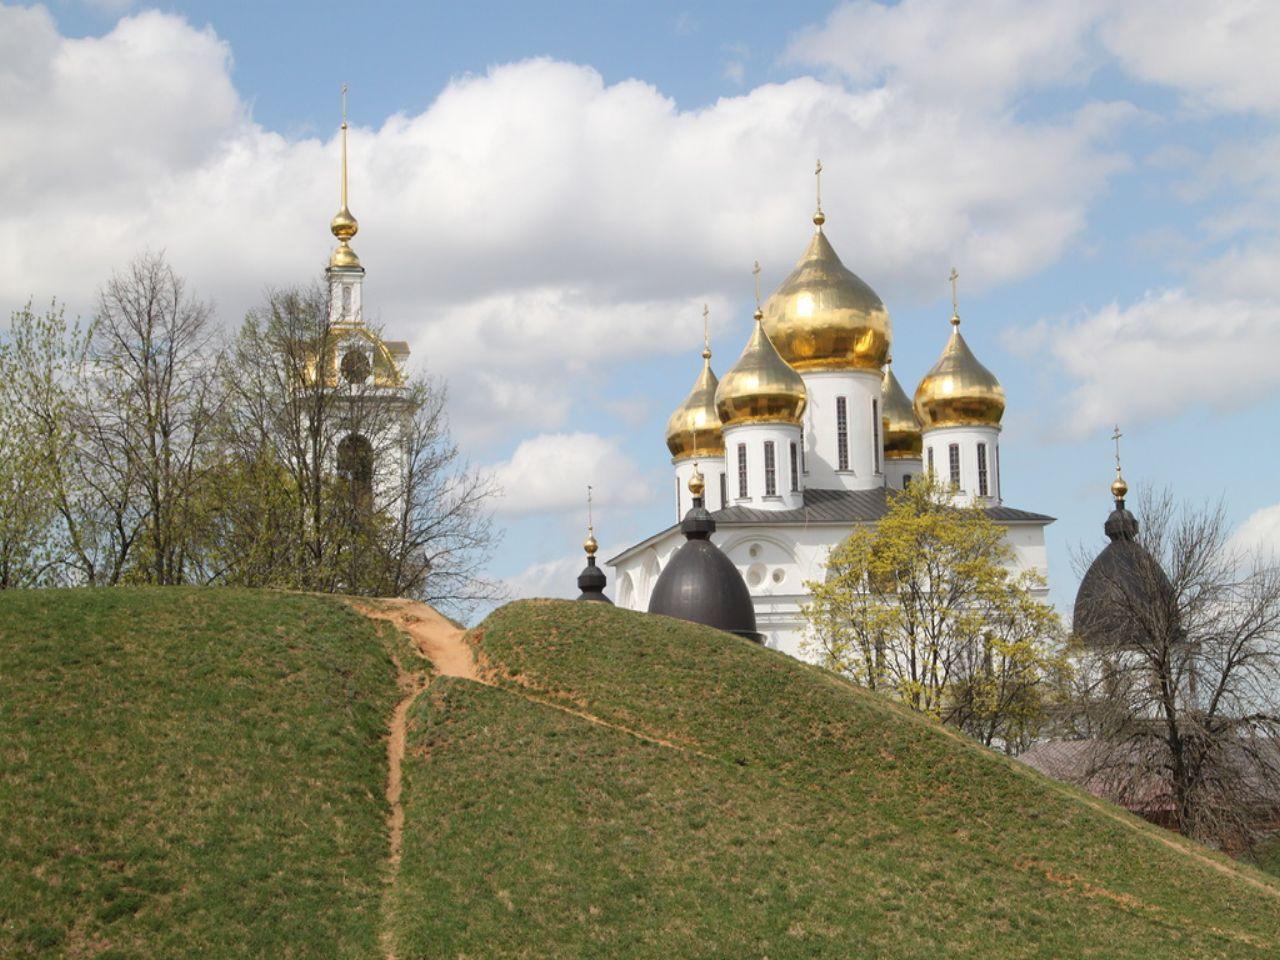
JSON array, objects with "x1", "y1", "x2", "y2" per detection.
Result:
[{"x1": 347, "y1": 598, "x2": 476, "y2": 960}]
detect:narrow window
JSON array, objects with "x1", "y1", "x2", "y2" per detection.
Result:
[
  {"x1": 872, "y1": 398, "x2": 881, "y2": 473},
  {"x1": 341, "y1": 283, "x2": 352, "y2": 317},
  {"x1": 764, "y1": 441, "x2": 777, "y2": 496},
  {"x1": 977, "y1": 442, "x2": 989, "y2": 497},
  {"x1": 836, "y1": 396, "x2": 849, "y2": 470},
  {"x1": 927, "y1": 447, "x2": 935, "y2": 476},
  {"x1": 719, "y1": 472, "x2": 727, "y2": 511},
  {"x1": 994, "y1": 445, "x2": 1001, "y2": 499},
  {"x1": 903, "y1": 474, "x2": 912, "y2": 489},
  {"x1": 676, "y1": 475, "x2": 681, "y2": 516},
  {"x1": 737, "y1": 444, "x2": 748, "y2": 499},
  {"x1": 948, "y1": 443, "x2": 961, "y2": 488},
  {"x1": 801, "y1": 441, "x2": 807, "y2": 475},
  {"x1": 790, "y1": 442, "x2": 799, "y2": 492}
]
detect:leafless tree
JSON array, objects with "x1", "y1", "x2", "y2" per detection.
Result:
[
  {"x1": 90, "y1": 253, "x2": 222, "y2": 584},
  {"x1": 1070, "y1": 488, "x2": 1280, "y2": 851}
]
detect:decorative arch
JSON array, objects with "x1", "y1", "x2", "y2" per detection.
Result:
[{"x1": 616, "y1": 571, "x2": 635, "y2": 610}]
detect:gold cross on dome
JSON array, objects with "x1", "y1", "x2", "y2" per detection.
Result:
[
  {"x1": 341, "y1": 83, "x2": 348, "y2": 127},
  {"x1": 753, "y1": 260, "x2": 762, "y2": 309},
  {"x1": 586, "y1": 484, "x2": 594, "y2": 536},
  {"x1": 949, "y1": 267, "x2": 960, "y2": 316},
  {"x1": 1112, "y1": 424, "x2": 1123, "y2": 473},
  {"x1": 814, "y1": 158, "x2": 823, "y2": 215},
  {"x1": 702, "y1": 303, "x2": 710, "y2": 354}
]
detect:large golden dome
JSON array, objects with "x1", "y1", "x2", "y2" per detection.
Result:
[
  {"x1": 882, "y1": 360, "x2": 922, "y2": 459},
  {"x1": 760, "y1": 222, "x2": 891, "y2": 372},
  {"x1": 666, "y1": 348, "x2": 724, "y2": 461},
  {"x1": 913, "y1": 315, "x2": 1005, "y2": 428},
  {"x1": 715, "y1": 310, "x2": 807, "y2": 427}
]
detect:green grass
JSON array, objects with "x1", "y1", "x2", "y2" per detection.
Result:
[
  {"x1": 393, "y1": 599, "x2": 1280, "y2": 958},
  {"x1": 0, "y1": 588, "x2": 413, "y2": 959},
  {"x1": 6, "y1": 590, "x2": 1280, "y2": 957}
]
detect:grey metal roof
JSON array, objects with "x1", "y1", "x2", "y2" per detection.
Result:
[
  {"x1": 714, "y1": 486, "x2": 1054, "y2": 525},
  {"x1": 607, "y1": 487, "x2": 1053, "y2": 565}
]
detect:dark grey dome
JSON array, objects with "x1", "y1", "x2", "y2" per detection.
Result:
[
  {"x1": 1074, "y1": 498, "x2": 1174, "y2": 649},
  {"x1": 576, "y1": 556, "x2": 613, "y2": 603},
  {"x1": 648, "y1": 496, "x2": 761, "y2": 642}
]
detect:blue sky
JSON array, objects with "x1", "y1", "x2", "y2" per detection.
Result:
[{"x1": 5, "y1": 0, "x2": 1280, "y2": 619}]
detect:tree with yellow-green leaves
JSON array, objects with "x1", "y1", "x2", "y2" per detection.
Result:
[{"x1": 804, "y1": 476, "x2": 1067, "y2": 753}]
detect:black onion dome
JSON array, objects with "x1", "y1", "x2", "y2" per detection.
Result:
[
  {"x1": 648, "y1": 495, "x2": 761, "y2": 642},
  {"x1": 1073, "y1": 496, "x2": 1173, "y2": 649},
  {"x1": 576, "y1": 555, "x2": 613, "y2": 604}
]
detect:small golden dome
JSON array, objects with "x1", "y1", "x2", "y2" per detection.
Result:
[
  {"x1": 331, "y1": 205, "x2": 358, "y2": 243},
  {"x1": 666, "y1": 354, "x2": 724, "y2": 461},
  {"x1": 330, "y1": 241, "x2": 361, "y2": 269},
  {"x1": 761, "y1": 226, "x2": 891, "y2": 372},
  {"x1": 688, "y1": 465, "x2": 705, "y2": 498},
  {"x1": 583, "y1": 533, "x2": 599, "y2": 556},
  {"x1": 1111, "y1": 474, "x2": 1128, "y2": 500},
  {"x1": 882, "y1": 361, "x2": 922, "y2": 459},
  {"x1": 715, "y1": 310, "x2": 807, "y2": 427},
  {"x1": 914, "y1": 315, "x2": 1005, "y2": 428}
]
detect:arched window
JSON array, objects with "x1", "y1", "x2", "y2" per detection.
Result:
[
  {"x1": 836, "y1": 396, "x2": 849, "y2": 470},
  {"x1": 337, "y1": 433, "x2": 374, "y2": 504},
  {"x1": 764, "y1": 441, "x2": 777, "y2": 497}
]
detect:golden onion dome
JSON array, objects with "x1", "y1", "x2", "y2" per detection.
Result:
[
  {"x1": 715, "y1": 310, "x2": 807, "y2": 427},
  {"x1": 331, "y1": 205, "x2": 358, "y2": 243},
  {"x1": 666, "y1": 350, "x2": 724, "y2": 461},
  {"x1": 760, "y1": 219, "x2": 891, "y2": 372},
  {"x1": 583, "y1": 533, "x2": 599, "y2": 556},
  {"x1": 881, "y1": 360, "x2": 922, "y2": 459},
  {"x1": 913, "y1": 314, "x2": 1005, "y2": 428}
]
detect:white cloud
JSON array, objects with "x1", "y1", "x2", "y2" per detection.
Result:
[
  {"x1": 486, "y1": 432, "x2": 655, "y2": 516},
  {"x1": 0, "y1": 8, "x2": 1132, "y2": 448},
  {"x1": 784, "y1": 0, "x2": 1103, "y2": 109},
  {"x1": 1040, "y1": 289, "x2": 1280, "y2": 437},
  {"x1": 1231, "y1": 503, "x2": 1280, "y2": 560},
  {"x1": 503, "y1": 553, "x2": 593, "y2": 601},
  {"x1": 1102, "y1": 1, "x2": 1280, "y2": 116}
]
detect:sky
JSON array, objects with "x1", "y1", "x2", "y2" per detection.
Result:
[{"x1": 4, "y1": 0, "x2": 1280, "y2": 620}]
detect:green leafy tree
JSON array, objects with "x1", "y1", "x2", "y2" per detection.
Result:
[{"x1": 804, "y1": 476, "x2": 1066, "y2": 752}]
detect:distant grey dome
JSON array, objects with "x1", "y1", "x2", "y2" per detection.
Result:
[
  {"x1": 648, "y1": 497, "x2": 760, "y2": 642},
  {"x1": 576, "y1": 556, "x2": 612, "y2": 604},
  {"x1": 1073, "y1": 498, "x2": 1174, "y2": 649}
]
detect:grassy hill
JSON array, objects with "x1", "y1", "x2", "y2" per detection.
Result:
[
  {"x1": 0, "y1": 588, "x2": 415, "y2": 958},
  {"x1": 3, "y1": 590, "x2": 1280, "y2": 958}
]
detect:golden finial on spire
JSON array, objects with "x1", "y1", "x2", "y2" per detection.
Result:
[
  {"x1": 583, "y1": 484, "x2": 598, "y2": 556},
  {"x1": 701, "y1": 303, "x2": 711, "y2": 360},
  {"x1": 813, "y1": 158, "x2": 825, "y2": 227},
  {"x1": 330, "y1": 83, "x2": 360, "y2": 269},
  {"x1": 949, "y1": 267, "x2": 960, "y2": 325},
  {"x1": 753, "y1": 260, "x2": 763, "y2": 319},
  {"x1": 1110, "y1": 424, "x2": 1128, "y2": 501}
]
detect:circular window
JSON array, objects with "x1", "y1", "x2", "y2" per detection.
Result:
[
  {"x1": 748, "y1": 544, "x2": 761, "y2": 558},
  {"x1": 340, "y1": 349, "x2": 371, "y2": 384},
  {"x1": 747, "y1": 562, "x2": 766, "y2": 588},
  {"x1": 771, "y1": 569, "x2": 785, "y2": 585}
]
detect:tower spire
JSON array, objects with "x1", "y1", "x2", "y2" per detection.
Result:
[
  {"x1": 813, "y1": 158, "x2": 825, "y2": 227},
  {"x1": 584, "y1": 484, "x2": 598, "y2": 556},
  {"x1": 330, "y1": 83, "x2": 360, "y2": 270},
  {"x1": 949, "y1": 267, "x2": 960, "y2": 325},
  {"x1": 752, "y1": 260, "x2": 763, "y2": 318},
  {"x1": 1111, "y1": 424, "x2": 1128, "y2": 503}
]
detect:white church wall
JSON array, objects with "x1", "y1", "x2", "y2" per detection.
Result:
[
  {"x1": 610, "y1": 517, "x2": 1051, "y2": 663},
  {"x1": 673, "y1": 455, "x2": 727, "y2": 520},
  {"x1": 922, "y1": 423, "x2": 1002, "y2": 505},
  {"x1": 798, "y1": 370, "x2": 884, "y2": 492},
  {"x1": 883, "y1": 456, "x2": 922, "y2": 492},
  {"x1": 723, "y1": 422, "x2": 804, "y2": 511}
]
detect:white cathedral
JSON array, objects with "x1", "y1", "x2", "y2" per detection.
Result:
[{"x1": 608, "y1": 183, "x2": 1053, "y2": 660}]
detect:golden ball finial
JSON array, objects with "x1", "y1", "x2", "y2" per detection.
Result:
[
  {"x1": 330, "y1": 241, "x2": 361, "y2": 269},
  {"x1": 331, "y1": 206, "x2": 358, "y2": 243},
  {"x1": 1111, "y1": 474, "x2": 1128, "y2": 501},
  {"x1": 583, "y1": 533, "x2": 599, "y2": 556},
  {"x1": 813, "y1": 210, "x2": 826, "y2": 227},
  {"x1": 688, "y1": 466, "x2": 705, "y2": 498}
]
